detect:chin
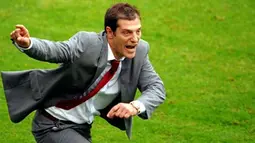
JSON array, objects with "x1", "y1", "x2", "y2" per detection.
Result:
[{"x1": 125, "y1": 54, "x2": 136, "y2": 59}]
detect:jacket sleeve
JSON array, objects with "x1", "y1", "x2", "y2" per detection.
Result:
[
  {"x1": 20, "y1": 31, "x2": 91, "y2": 63},
  {"x1": 136, "y1": 46, "x2": 166, "y2": 119}
]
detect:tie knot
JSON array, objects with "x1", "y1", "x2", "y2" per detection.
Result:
[{"x1": 110, "y1": 60, "x2": 120, "y2": 73}]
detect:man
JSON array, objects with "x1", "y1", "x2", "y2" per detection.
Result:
[{"x1": 3, "y1": 3, "x2": 165, "y2": 143}]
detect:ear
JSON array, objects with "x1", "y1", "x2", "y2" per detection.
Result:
[{"x1": 106, "y1": 26, "x2": 114, "y2": 39}]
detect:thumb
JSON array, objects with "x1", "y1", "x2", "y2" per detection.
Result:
[
  {"x1": 17, "y1": 37, "x2": 30, "y2": 48},
  {"x1": 17, "y1": 36, "x2": 27, "y2": 43}
]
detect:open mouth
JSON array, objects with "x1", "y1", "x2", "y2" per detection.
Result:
[{"x1": 125, "y1": 45, "x2": 136, "y2": 49}]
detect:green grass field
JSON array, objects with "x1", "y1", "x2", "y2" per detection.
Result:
[{"x1": 0, "y1": 0, "x2": 254, "y2": 142}]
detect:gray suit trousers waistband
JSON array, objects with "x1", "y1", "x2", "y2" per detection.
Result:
[{"x1": 32, "y1": 110, "x2": 92, "y2": 143}]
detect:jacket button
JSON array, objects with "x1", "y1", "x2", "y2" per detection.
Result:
[{"x1": 52, "y1": 127, "x2": 59, "y2": 131}]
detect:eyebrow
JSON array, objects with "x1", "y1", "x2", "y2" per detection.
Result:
[{"x1": 123, "y1": 27, "x2": 142, "y2": 32}]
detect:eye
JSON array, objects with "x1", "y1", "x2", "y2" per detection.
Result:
[
  {"x1": 136, "y1": 29, "x2": 141, "y2": 35},
  {"x1": 123, "y1": 31, "x2": 129, "y2": 35}
]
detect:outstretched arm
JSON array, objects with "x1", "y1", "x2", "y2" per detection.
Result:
[{"x1": 10, "y1": 24, "x2": 90, "y2": 63}]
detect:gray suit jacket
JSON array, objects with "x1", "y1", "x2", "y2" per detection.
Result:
[{"x1": 1, "y1": 31, "x2": 165, "y2": 138}]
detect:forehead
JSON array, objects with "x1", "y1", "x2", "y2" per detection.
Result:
[{"x1": 117, "y1": 18, "x2": 141, "y2": 31}]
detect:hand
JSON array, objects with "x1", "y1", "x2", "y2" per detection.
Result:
[
  {"x1": 10, "y1": 24, "x2": 31, "y2": 48},
  {"x1": 107, "y1": 103, "x2": 138, "y2": 119}
]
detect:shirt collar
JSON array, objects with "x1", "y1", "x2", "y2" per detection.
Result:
[{"x1": 107, "y1": 43, "x2": 125, "y2": 62}]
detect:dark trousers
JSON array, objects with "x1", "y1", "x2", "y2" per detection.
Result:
[{"x1": 32, "y1": 110, "x2": 92, "y2": 143}]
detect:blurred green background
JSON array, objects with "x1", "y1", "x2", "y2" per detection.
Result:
[{"x1": 0, "y1": 0, "x2": 254, "y2": 142}]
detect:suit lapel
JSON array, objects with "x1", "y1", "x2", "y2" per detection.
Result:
[
  {"x1": 89, "y1": 32, "x2": 108, "y2": 86},
  {"x1": 120, "y1": 59, "x2": 133, "y2": 139},
  {"x1": 120, "y1": 58, "x2": 132, "y2": 102}
]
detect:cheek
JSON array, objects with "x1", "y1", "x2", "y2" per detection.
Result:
[
  {"x1": 114, "y1": 36, "x2": 129, "y2": 50},
  {"x1": 118, "y1": 36, "x2": 129, "y2": 44}
]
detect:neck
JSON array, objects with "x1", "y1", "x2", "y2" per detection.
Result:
[{"x1": 107, "y1": 38, "x2": 122, "y2": 60}]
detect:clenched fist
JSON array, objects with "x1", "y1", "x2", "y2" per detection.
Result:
[{"x1": 10, "y1": 25, "x2": 31, "y2": 48}]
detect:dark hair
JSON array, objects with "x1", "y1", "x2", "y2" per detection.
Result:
[{"x1": 104, "y1": 3, "x2": 141, "y2": 32}]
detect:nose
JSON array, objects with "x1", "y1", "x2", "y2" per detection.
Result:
[{"x1": 131, "y1": 33, "x2": 139, "y2": 43}]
